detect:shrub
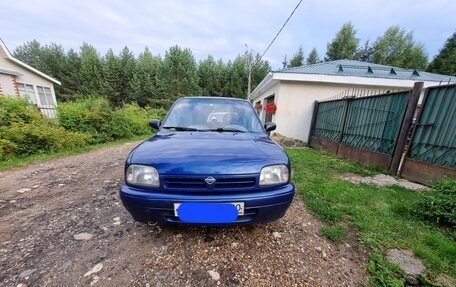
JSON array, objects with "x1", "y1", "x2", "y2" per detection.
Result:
[
  {"x1": 416, "y1": 178, "x2": 456, "y2": 227},
  {"x1": 57, "y1": 97, "x2": 114, "y2": 143},
  {"x1": 0, "y1": 97, "x2": 91, "y2": 159},
  {"x1": 58, "y1": 97, "x2": 163, "y2": 143}
]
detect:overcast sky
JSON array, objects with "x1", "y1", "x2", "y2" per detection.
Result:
[{"x1": 1, "y1": 0, "x2": 454, "y2": 69}]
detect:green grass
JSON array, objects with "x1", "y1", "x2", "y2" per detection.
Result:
[
  {"x1": 286, "y1": 148, "x2": 456, "y2": 285},
  {"x1": 321, "y1": 224, "x2": 347, "y2": 243},
  {"x1": 0, "y1": 135, "x2": 149, "y2": 170}
]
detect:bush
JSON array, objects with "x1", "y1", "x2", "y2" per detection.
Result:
[
  {"x1": 0, "y1": 97, "x2": 91, "y2": 159},
  {"x1": 416, "y1": 178, "x2": 456, "y2": 227},
  {"x1": 58, "y1": 97, "x2": 164, "y2": 143}
]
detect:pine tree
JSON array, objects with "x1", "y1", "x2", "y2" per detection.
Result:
[
  {"x1": 325, "y1": 22, "x2": 359, "y2": 61},
  {"x1": 306, "y1": 48, "x2": 320, "y2": 64},
  {"x1": 130, "y1": 47, "x2": 161, "y2": 106},
  {"x1": 289, "y1": 46, "x2": 305, "y2": 67},
  {"x1": 427, "y1": 32, "x2": 456, "y2": 76},
  {"x1": 156, "y1": 45, "x2": 200, "y2": 105},
  {"x1": 354, "y1": 40, "x2": 373, "y2": 62},
  {"x1": 103, "y1": 49, "x2": 122, "y2": 105},
  {"x1": 282, "y1": 55, "x2": 289, "y2": 69},
  {"x1": 79, "y1": 43, "x2": 104, "y2": 95},
  {"x1": 62, "y1": 49, "x2": 82, "y2": 98},
  {"x1": 198, "y1": 55, "x2": 218, "y2": 96},
  {"x1": 371, "y1": 26, "x2": 428, "y2": 69},
  {"x1": 118, "y1": 46, "x2": 136, "y2": 105}
]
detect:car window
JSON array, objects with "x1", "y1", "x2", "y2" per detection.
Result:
[{"x1": 162, "y1": 98, "x2": 263, "y2": 133}]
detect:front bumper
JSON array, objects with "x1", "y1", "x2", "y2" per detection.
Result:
[{"x1": 119, "y1": 183, "x2": 295, "y2": 225}]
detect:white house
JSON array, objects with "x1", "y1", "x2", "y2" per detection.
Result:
[
  {"x1": 0, "y1": 39, "x2": 61, "y2": 117},
  {"x1": 249, "y1": 59, "x2": 455, "y2": 144}
]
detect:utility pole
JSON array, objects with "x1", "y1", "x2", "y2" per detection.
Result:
[{"x1": 245, "y1": 44, "x2": 252, "y2": 100}]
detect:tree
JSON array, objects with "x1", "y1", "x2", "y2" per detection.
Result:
[
  {"x1": 282, "y1": 55, "x2": 289, "y2": 69},
  {"x1": 198, "y1": 55, "x2": 218, "y2": 96},
  {"x1": 306, "y1": 48, "x2": 320, "y2": 64},
  {"x1": 354, "y1": 40, "x2": 373, "y2": 62},
  {"x1": 13, "y1": 40, "x2": 44, "y2": 71},
  {"x1": 156, "y1": 45, "x2": 200, "y2": 105},
  {"x1": 61, "y1": 49, "x2": 82, "y2": 99},
  {"x1": 130, "y1": 47, "x2": 161, "y2": 106},
  {"x1": 118, "y1": 46, "x2": 136, "y2": 104},
  {"x1": 289, "y1": 45, "x2": 305, "y2": 67},
  {"x1": 325, "y1": 22, "x2": 359, "y2": 61},
  {"x1": 103, "y1": 49, "x2": 122, "y2": 105},
  {"x1": 371, "y1": 26, "x2": 428, "y2": 69},
  {"x1": 427, "y1": 32, "x2": 456, "y2": 76},
  {"x1": 79, "y1": 43, "x2": 104, "y2": 95}
]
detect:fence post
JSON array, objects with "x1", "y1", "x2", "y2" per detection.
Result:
[
  {"x1": 307, "y1": 101, "x2": 319, "y2": 146},
  {"x1": 389, "y1": 82, "x2": 423, "y2": 176}
]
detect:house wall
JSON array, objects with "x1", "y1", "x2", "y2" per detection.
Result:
[
  {"x1": 257, "y1": 81, "x2": 415, "y2": 144},
  {"x1": 0, "y1": 73, "x2": 17, "y2": 96},
  {"x1": 253, "y1": 82, "x2": 280, "y2": 124},
  {"x1": 0, "y1": 56, "x2": 57, "y2": 106}
]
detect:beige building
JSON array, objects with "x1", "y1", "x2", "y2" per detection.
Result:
[
  {"x1": 0, "y1": 39, "x2": 61, "y2": 117},
  {"x1": 249, "y1": 60, "x2": 454, "y2": 144}
]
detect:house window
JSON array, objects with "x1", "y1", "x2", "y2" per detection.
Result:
[
  {"x1": 36, "y1": 86, "x2": 54, "y2": 106},
  {"x1": 17, "y1": 83, "x2": 36, "y2": 103}
]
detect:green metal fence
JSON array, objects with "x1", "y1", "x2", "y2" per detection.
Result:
[
  {"x1": 312, "y1": 91, "x2": 410, "y2": 155},
  {"x1": 313, "y1": 100, "x2": 345, "y2": 142},
  {"x1": 408, "y1": 84, "x2": 456, "y2": 168}
]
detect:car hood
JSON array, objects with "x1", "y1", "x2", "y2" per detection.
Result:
[{"x1": 129, "y1": 131, "x2": 288, "y2": 175}]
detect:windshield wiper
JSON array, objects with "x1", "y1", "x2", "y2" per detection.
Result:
[
  {"x1": 161, "y1": 126, "x2": 200, "y2": 131},
  {"x1": 201, "y1": 127, "x2": 246, "y2": 133}
]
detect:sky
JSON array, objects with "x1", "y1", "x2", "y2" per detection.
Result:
[{"x1": 0, "y1": 0, "x2": 455, "y2": 69}]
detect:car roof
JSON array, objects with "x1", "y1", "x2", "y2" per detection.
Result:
[{"x1": 180, "y1": 96, "x2": 249, "y2": 102}]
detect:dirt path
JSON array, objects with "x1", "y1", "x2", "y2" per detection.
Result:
[{"x1": 0, "y1": 141, "x2": 368, "y2": 287}]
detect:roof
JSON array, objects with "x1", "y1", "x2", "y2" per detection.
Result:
[
  {"x1": 0, "y1": 39, "x2": 61, "y2": 85},
  {"x1": 249, "y1": 60, "x2": 455, "y2": 100},
  {"x1": 278, "y1": 59, "x2": 453, "y2": 82}
]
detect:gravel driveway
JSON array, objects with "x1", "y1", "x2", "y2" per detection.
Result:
[{"x1": 0, "y1": 141, "x2": 367, "y2": 286}]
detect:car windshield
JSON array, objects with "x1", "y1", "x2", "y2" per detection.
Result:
[{"x1": 162, "y1": 98, "x2": 264, "y2": 133}]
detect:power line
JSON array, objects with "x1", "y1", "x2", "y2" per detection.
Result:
[{"x1": 255, "y1": 0, "x2": 303, "y2": 67}]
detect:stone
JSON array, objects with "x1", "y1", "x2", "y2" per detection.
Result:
[
  {"x1": 58, "y1": 260, "x2": 73, "y2": 271},
  {"x1": 208, "y1": 270, "x2": 220, "y2": 281},
  {"x1": 17, "y1": 284, "x2": 28, "y2": 287},
  {"x1": 272, "y1": 232, "x2": 282, "y2": 238},
  {"x1": 17, "y1": 188, "x2": 31, "y2": 194},
  {"x1": 84, "y1": 263, "x2": 103, "y2": 277},
  {"x1": 386, "y1": 249, "x2": 426, "y2": 277},
  {"x1": 231, "y1": 242, "x2": 239, "y2": 248},
  {"x1": 74, "y1": 233, "x2": 93, "y2": 241},
  {"x1": 19, "y1": 269, "x2": 36, "y2": 279},
  {"x1": 90, "y1": 275, "x2": 100, "y2": 286}
]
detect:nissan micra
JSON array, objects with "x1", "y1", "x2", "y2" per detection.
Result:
[{"x1": 120, "y1": 97, "x2": 294, "y2": 225}]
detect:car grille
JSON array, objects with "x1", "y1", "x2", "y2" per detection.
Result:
[{"x1": 163, "y1": 175, "x2": 256, "y2": 191}]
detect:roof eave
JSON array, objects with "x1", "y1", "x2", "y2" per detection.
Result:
[{"x1": 0, "y1": 39, "x2": 62, "y2": 86}]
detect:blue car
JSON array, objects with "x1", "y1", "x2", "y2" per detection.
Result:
[{"x1": 120, "y1": 97, "x2": 294, "y2": 225}]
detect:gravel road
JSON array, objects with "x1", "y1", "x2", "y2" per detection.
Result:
[{"x1": 0, "y1": 141, "x2": 368, "y2": 286}]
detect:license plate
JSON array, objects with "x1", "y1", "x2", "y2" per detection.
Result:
[{"x1": 174, "y1": 202, "x2": 244, "y2": 217}]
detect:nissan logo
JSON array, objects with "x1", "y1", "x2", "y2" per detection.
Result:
[{"x1": 205, "y1": 176, "x2": 216, "y2": 185}]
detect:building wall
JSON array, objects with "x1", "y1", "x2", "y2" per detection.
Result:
[
  {"x1": 0, "y1": 73, "x2": 16, "y2": 96},
  {"x1": 253, "y1": 82, "x2": 280, "y2": 124},
  {"x1": 0, "y1": 56, "x2": 57, "y2": 106},
  {"x1": 257, "y1": 81, "x2": 415, "y2": 144}
]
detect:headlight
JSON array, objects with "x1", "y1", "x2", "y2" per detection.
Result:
[
  {"x1": 259, "y1": 164, "x2": 289, "y2": 186},
  {"x1": 126, "y1": 164, "x2": 159, "y2": 187}
]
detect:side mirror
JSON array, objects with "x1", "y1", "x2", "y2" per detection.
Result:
[
  {"x1": 264, "y1": 122, "x2": 276, "y2": 132},
  {"x1": 149, "y1": 119, "x2": 161, "y2": 130}
]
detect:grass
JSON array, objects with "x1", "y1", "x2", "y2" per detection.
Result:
[
  {"x1": 286, "y1": 148, "x2": 456, "y2": 286},
  {"x1": 0, "y1": 135, "x2": 149, "y2": 170},
  {"x1": 320, "y1": 224, "x2": 347, "y2": 243}
]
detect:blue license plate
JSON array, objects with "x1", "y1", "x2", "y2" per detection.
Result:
[{"x1": 175, "y1": 202, "x2": 239, "y2": 223}]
